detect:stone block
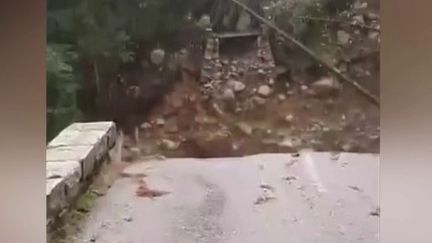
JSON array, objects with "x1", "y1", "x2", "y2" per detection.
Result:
[
  {"x1": 46, "y1": 160, "x2": 81, "y2": 218},
  {"x1": 49, "y1": 122, "x2": 116, "y2": 150},
  {"x1": 46, "y1": 145, "x2": 97, "y2": 179}
]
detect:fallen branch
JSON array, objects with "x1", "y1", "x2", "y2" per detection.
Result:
[
  {"x1": 294, "y1": 16, "x2": 380, "y2": 31},
  {"x1": 229, "y1": 0, "x2": 379, "y2": 107}
]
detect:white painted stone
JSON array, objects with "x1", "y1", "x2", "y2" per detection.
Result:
[
  {"x1": 48, "y1": 130, "x2": 106, "y2": 158},
  {"x1": 58, "y1": 122, "x2": 116, "y2": 149},
  {"x1": 46, "y1": 121, "x2": 119, "y2": 223},
  {"x1": 46, "y1": 161, "x2": 82, "y2": 217},
  {"x1": 46, "y1": 145, "x2": 97, "y2": 179},
  {"x1": 46, "y1": 177, "x2": 67, "y2": 217}
]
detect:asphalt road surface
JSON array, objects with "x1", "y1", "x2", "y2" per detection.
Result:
[{"x1": 71, "y1": 152, "x2": 379, "y2": 243}]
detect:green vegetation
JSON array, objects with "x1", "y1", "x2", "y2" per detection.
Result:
[{"x1": 46, "y1": 0, "x2": 206, "y2": 141}]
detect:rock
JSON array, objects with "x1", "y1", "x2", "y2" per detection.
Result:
[
  {"x1": 213, "y1": 72, "x2": 223, "y2": 80},
  {"x1": 279, "y1": 137, "x2": 301, "y2": 148},
  {"x1": 278, "y1": 94, "x2": 287, "y2": 101},
  {"x1": 130, "y1": 147, "x2": 140, "y2": 157},
  {"x1": 150, "y1": 48, "x2": 165, "y2": 65},
  {"x1": 228, "y1": 80, "x2": 246, "y2": 92},
  {"x1": 352, "y1": 15, "x2": 365, "y2": 25},
  {"x1": 353, "y1": 0, "x2": 367, "y2": 9},
  {"x1": 342, "y1": 143, "x2": 352, "y2": 152},
  {"x1": 368, "y1": 31, "x2": 379, "y2": 40},
  {"x1": 237, "y1": 122, "x2": 253, "y2": 135},
  {"x1": 238, "y1": 68, "x2": 245, "y2": 76},
  {"x1": 268, "y1": 78, "x2": 275, "y2": 85},
  {"x1": 123, "y1": 216, "x2": 133, "y2": 222},
  {"x1": 123, "y1": 147, "x2": 140, "y2": 162},
  {"x1": 221, "y1": 59, "x2": 229, "y2": 65},
  {"x1": 284, "y1": 114, "x2": 294, "y2": 123},
  {"x1": 171, "y1": 96, "x2": 184, "y2": 108},
  {"x1": 257, "y1": 85, "x2": 272, "y2": 97},
  {"x1": 155, "y1": 118, "x2": 165, "y2": 126},
  {"x1": 189, "y1": 94, "x2": 197, "y2": 102},
  {"x1": 165, "y1": 119, "x2": 179, "y2": 133},
  {"x1": 222, "y1": 88, "x2": 236, "y2": 100},
  {"x1": 197, "y1": 14, "x2": 211, "y2": 28},
  {"x1": 366, "y1": 12, "x2": 379, "y2": 20},
  {"x1": 215, "y1": 62, "x2": 223, "y2": 69},
  {"x1": 322, "y1": 126, "x2": 330, "y2": 132},
  {"x1": 337, "y1": 31, "x2": 350, "y2": 45},
  {"x1": 140, "y1": 122, "x2": 152, "y2": 129},
  {"x1": 287, "y1": 90, "x2": 295, "y2": 96},
  {"x1": 160, "y1": 139, "x2": 180, "y2": 150},
  {"x1": 300, "y1": 85, "x2": 308, "y2": 92},
  {"x1": 310, "y1": 77, "x2": 340, "y2": 97},
  {"x1": 258, "y1": 69, "x2": 265, "y2": 74},
  {"x1": 252, "y1": 96, "x2": 266, "y2": 106}
]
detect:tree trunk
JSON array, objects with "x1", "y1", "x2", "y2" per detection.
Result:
[{"x1": 93, "y1": 61, "x2": 100, "y2": 94}]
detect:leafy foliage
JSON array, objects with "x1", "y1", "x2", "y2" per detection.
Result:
[
  {"x1": 46, "y1": 44, "x2": 80, "y2": 141},
  {"x1": 47, "y1": 0, "x2": 206, "y2": 140}
]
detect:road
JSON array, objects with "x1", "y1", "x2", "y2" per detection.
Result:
[{"x1": 71, "y1": 152, "x2": 379, "y2": 243}]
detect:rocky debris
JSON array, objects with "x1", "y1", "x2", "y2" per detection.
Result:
[
  {"x1": 227, "y1": 80, "x2": 246, "y2": 92},
  {"x1": 277, "y1": 94, "x2": 287, "y2": 101},
  {"x1": 194, "y1": 114, "x2": 218, "y2": 125},
  {"x1": 236, "y1": 122, "x2": 253, "y2": 135},
  {"x1": 300, "y1": 85, "x2": 308, "y2": 92},
  {"x1": 255, "y1": 183, "x2": 276, "y2": 205},
  {"x1": 123, "y1": 215, "x2": 133, "y2": 222},
  {"x1": 222, "y1": 88, "x2": 236, "y2": 100},
  {"x1": 150, "y1": 48, "x2": 165, "y2": 65},
  {"x1": 278, "y1": 136, "x2": 302, "y2": 148},
  {"x1": 123, "y1": 147, "x2": 141, "y2": 162},
  {"x1": 353, "y1": 0, "x2": 368, "y2": 10},
  {"x1": 257, "y1": 85, "x2": 272, "y2": 97},
  {"x1": 160, "y1": 139, "x2": 180, "y2": 150},
  {"x1": 368, "y1": 31, "x2": 379, "y2": 40},
  {"x1": 337, "y1": 30, "x2": 351, "y2": 45},
  {"x1": 252, "y1": 96, "x2": 266, "y2": 106},
  {"x1": 136, "y1": 178, "x2": 170, "y2": 198},
  {"x1": 215, "y1": 62, "x2": 223, "y2": 69},
  {"x1": 258, "y1": 69, "x2": 266, "y2": 75},
  {"x1": 140, "y1": 122, "x2": 152, "y2": 129},
  {"x1": 342, "y1": 143, "x2": 353, "y2": 152},
  {"x1": 155, "y1": 118, "x2": 165, "y2": 126},
  {"x1": 213, "y1": 72, "x2": 223, "y2": 80},
  {"x1": 165, "y1": 118, "x2": 179, "y2": 133},
  {"x1": 369, "y1": 207, "x2": 380, "y2": 217},
  {"x1": 352, "y1": 15, "x2": 365, "y2": 25},
  {"x1": 284, "y1": 175, "x2": 298, "y2": 183},
  {"x1": 130, "y1": 147, "x2": 140, "y2": 157},
  {"x1": 331, "y1": 153, "x2": 340, "y2": 161},
  {"x1": 284, "y1": 114, "x2": 294, "y2": 123},
  {"x1": 366, "y1": 12, "x2": 379, "y2": 20},
  {"x1": 310, "y1": 77, "x2": 340, "y2": 97},
  {"x1": 348, "y1": 185, "x2": 363, "y2": 192},
  {"x1": 171, "y1": 96, "x2": 184, "y2": 109}
]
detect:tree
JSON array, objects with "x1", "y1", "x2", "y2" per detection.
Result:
[
  {"x1": 46, "y1": 44, "x2": 80, "y2": 141},
  {"x1": 47, "y1": 0, "x2": 208, "y2": 139}
]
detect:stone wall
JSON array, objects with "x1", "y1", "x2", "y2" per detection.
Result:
[{"x1": 46, "y1": 122, "x2": 117, "y2": 224}]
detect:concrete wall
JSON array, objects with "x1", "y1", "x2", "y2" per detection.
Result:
[{"x1": 46, "y1": 122, "x2": 117, "y2": 224}]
